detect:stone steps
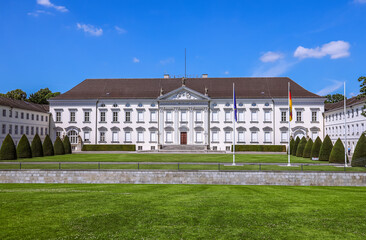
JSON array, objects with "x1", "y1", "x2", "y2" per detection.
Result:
[{"x1": 160, "y1": 145, "x2": 207, "y2": 152}]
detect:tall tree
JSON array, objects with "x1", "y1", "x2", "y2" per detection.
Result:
[
  {"x1": 0, "y1": 89, "x2": 27, "y2": 100},
  {"x1": 324, "y1": 93, "x2": 344, "y2": 104},
  {"x1": 357, "y1": 76, "x2": 366, "y2": 117},
  {"x1": 28, "y1": 88, "x2": 60, "y2": 104}
]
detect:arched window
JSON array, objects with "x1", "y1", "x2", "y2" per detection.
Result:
[{"x1": 68, "y1": 130, "x2": 78, "y2": 144}]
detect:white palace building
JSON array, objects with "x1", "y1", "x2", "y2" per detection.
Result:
[{"x1": 48, "y1": 75, "x2": 325, "y2": 151}]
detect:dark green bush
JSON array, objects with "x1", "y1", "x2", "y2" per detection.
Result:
[
  {"x1": 288, "y1": 138, "x2": 295, "y2": 154},
  {"x1": 319, "y1": 135, "x2": 333, "y2": 161},
  {"x1": 54, "y1": 137, "x2": 65, "y2": 155},
  {"x1": 31, "y1": 134, "x2": 43, "y2": 157},
  {"x1": 351, "y1": 134, "x2": 366, "y2": 167},
  {"x1": 310, "y1": 137, "x2": 322, "y2": 159},
  {"x1": 63, "y1": 136, "x2": 72, "y2": 154},
  {"x1": 296, "y1": 137, "x2": 307, "y2": 157},
  {"x1": 43, "y1": 135, "x2": 54, "y2": 156},
  {"x1": 303, "y1": 138, "x2": 313, "y2": 158},
  {"x1": 292, "y1": 137, "x2": 300, "y2": 156},
  {"x1": 0, "y1": 134, "x2": 17, "y2": 160},
  {"x1": 16, "y1": 135, "x2": 32, "y2": 159},
  {"x1": 234, "y1": 145, "x2": 286, "y2": 152},
  {"x1": 329, "y1": 138, "x2": 348, "y2": 164},
  {"x1": 82, "y1": 144, "x2": 136, "y2": 151}
]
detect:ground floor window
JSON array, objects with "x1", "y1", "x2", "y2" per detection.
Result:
[
  {"x1": 312, "y1": 132, "x2": 318, "y2": 140},
  {"x1": 138, "y1": 131, "x2": 144, "y2": 142},
  {"x1": 196, "y1": 132, "x2": 203, "y2": 143},
  {"x1": 84, "y1": 132, "x2": 90, "y2": 142},
  {"x1": 150, "y1": 132, "x2": 156, "y2": 142},
  {"x1": 100, "y1": 132, "x2": 105, "y2": 142},
  {"x1": 68, "y1": 130, "x2": 78, "y2": 144},
  {"x1": 125, "y1": 132, "x2": 131, "y2": 142},
  {"x1": 212, "y1": 131, "x2": 218, "y2": 142},
  {"x1": 238, "y1": 131, "x2": 244, "y2": 142},
  {"x1": 264, "y1": 132, "x2": 271, "y2": 142},
  {"x1": 112, "y1": 132, "x2": 118, "y2": 142},
  {"x1": 225, "y1": 131, "x2": 231, "y2": 142},
  {"x1": 281, "y1": 132, "x2": 288, "y2": 142},
  {"x1": 166, "y1": 131, "x2": 173, "y2": 143},
  {"x1": 251, "y1": 132, "x2": 258, "y2": 142},
  {"x1": 56, "y1": 131, "x2": 61, "y2": 138}
]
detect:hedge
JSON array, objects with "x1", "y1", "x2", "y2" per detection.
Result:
[
  {"x1": 31, "y1": 134, "x2": 43, "y2": 157},
  {"x1": 310, "y1": 137, "x2": 322, "y2": 159},
  {"x1": 16, "y1": 135, "x2": 32, "y2": 159},
  {"x1": 0, "y1": 134, "x2": 17, "y2": 160},
  {"x1": 329, "y1": 138, "x2": 348, "y2": 164},
  {"x1": 319, "y1": 135, "x2": 333, "y2": 161},
  {"x1": 82, "y1": 144, "x2": 136, "y2": 151},
  {"x1": 63, "y1": 136, "x2": 72, "y2": 154},
  {"x1": 351, "y1": 134, "x2": 366, "y2": 167},
  {"x1": 233, "y1": 145, "x2": 286, "y2": 152},
  {"x1": 296, "y1": 137, "x2": 307, "y2": 157},
  {"x1": 302, "y1": 138, "x2": 313, "y2": 158},
  {"x1": 54, "y1": 137, "x2": 65, "y2": 155},
  {"x1": 43, "y1": 135, "x2": 54, "y2": 156},
  {"x1": 292, "y1": 137, "x2": 300, "y2": 156}
]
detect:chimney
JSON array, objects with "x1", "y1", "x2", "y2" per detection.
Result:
[
  {"x1": 202, "y1": 74, "x2": 208, "y2": 78},
  {"x1": 164, "y1": 74, "x2": 170, "y2": 79}
]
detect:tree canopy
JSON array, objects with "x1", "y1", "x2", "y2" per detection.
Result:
[
  {"x1": 0, "y1": 89, "x2": 27, "y2": 100},
  {"x1": 0, "y1": 88, "x2": 60, "y2": 105},
  {"x1": 324, "y1": 94, "x2": 344, "y2": 104}
]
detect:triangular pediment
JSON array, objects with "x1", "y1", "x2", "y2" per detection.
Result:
[{"x1": 158, "y1": 86, "x2": 210, "y2": 101}]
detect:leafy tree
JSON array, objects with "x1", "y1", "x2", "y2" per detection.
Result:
[
  {"x1": 63, "y1": 136, "x2": 72, "y2": 154},
  {"x1": 329, "y1": 138, "x2": 348, "y2": 164},
  {"x1": 351, "y1": 134, "x2": 366, "y2": 167},
  {"x1": 303, "y1": 138, "x2": 313, "y2": 158},
  {"x1": 28, "y1": 88, "x2": 60, "y2": 104},
  {"x1": 54, "y1": 137, "x2": 65, "y2": 155},
  {"x1": 16, "y1": 135, "x2": 32, "y2": 159},
  {"x1": 43, "y1": 135, "x2": 54, "y2": 156},
  {"x1": 31, "y1": 134, "x2": 43, "y2": 157},
  {"x1": 310, "y1": 137, "x2": 322, "y2": 159},
  {"x1": 324, "y1": 93, "x2": 344, "y2": 104},
  {"x1": 0, "y1": 134, "x2": 17, "y2": 160},
  {"x1": 357, "y1": 76, "x2": 366, "y2": 117},
  {"x1": 0, "y1": 89, "x2": 27, "y2": 100},
  {"x1": 292, "y1": 137, "x2": 300, "y2": 156},
  {"x1": 296, "y1": 137, "x2": 307, "y2": 157},
  {"x1": 319, "y1": 135, "x2": 333, "y2": 161}
]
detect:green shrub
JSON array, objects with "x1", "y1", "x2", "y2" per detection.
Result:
[
  {"x1": 292, "y1": 137, "x2": 300, "y2": 156},
  {"x1": 351, "y1": 134, "x2": 366, "y2": 167},
  {"x1": 63, "y1": 136, "x2": 72, "y2": 154},
  {"x1": 296, "y1": 137, "x2": 307, "y2": 157},
  {"x1": 43, "y1": 135, "x2": 54, "y2": 156},
  {"x1": 302, "y1": 138, "x2": 313, "y2": 158},
  {"x1": 329, "y1": 138, "x2": 348, "y2": 164},
  {"x1": 288, "y1": 138, "x2": 295, "y2": 154},
  {"x1": 82, "y1": 144, "x2": 136, "y2": 151},
  {"x1": 234, "y1": 145, "x2": 286, "y2": 152},
  {"x1": 310, "y1": 137, "x2": 322, "y2": 159},
  {"x1": 54, "y1": 137, "x2": 65, "y2": 155},
  {"x1": 0, "y1": 134, "x2": 17, "y2": 160},
  {"x1": 31, "y1": 134, "x2": 43, "y2": 157},
  {"x1": 16, "y1": 135, "x2": 32, "y2": 159},
  {"x1": 319, "y1": 135, "x2": 333, "y2": 161}
]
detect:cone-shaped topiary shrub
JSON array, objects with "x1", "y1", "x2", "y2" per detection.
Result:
[
  {"x1": 288, "y1": 138, "x2": 294, "y2": 154},
  {"x1": 319, "y1": 135, "x2": 333, "y2": 161},
  {"x1": 54, "y1": 137, "x2": 65, "y2": 155},
  {"x1": 310, "y1": 137, "x2": 322, "y2": 159},
  {"x1": 303, "y1": 138, "x2": 313, "y2": 158},
  {"x1": 292, "y1": 137, "x2": 300, "y2": 156},
  {"x1": 296, "y1": 137, "x2": 307, "y2": 157},
  {"x1": 16, "y1": 135, "x2": 32, "y2": 159},
  {"x1": 0, "y1": 134, "x2": 17, "y2": 160},
  {"x1": 63, "y1": 135, "x2": 72, "y2": 154},
  {"x1": 31, "y1": 134, "x2": 43, "y2": 157},
  {"x1": 351, "y1": 134, "x2": 366, "y2": 167},
  {"x1": 329, "y1": 138, "x2": 348, "y2": 164},
  {"x1": 43, "y1": 135, "x2": 54, "y2": 156}
]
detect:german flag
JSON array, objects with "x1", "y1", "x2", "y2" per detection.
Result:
[{"x1": 289, "y1": 87, "x2": 293, "y2": 121}]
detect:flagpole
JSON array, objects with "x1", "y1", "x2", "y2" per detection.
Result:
[
  {"x1": 344, "y1": 82, "x2": 348, "y2": 167},
  {"x1": 233, "y1": 82, "x2": 236, "y2": 166},
  {"x1": 288, "y1": 82, "x2": 291, "y2": 166}
]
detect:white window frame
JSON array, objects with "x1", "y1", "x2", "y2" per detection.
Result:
[
  {"x1": 84, "y1": 111, "x2": 90, "y2": 122},
  {"x1": 181, "y1": 111, "x2": 187, "y2": 122},
  {"x1": 100, "y1": 132, "x2": 106, "y2": 142},
  {"x1": 212, "y1": 111, "x2": 218, "y2": 122},
  {"x1": 84, "y1": 132, "x2": 90, "y2": 142},
  {"x1": 196, "y1": 111, "x2": 202, "y2": 122},
  {"x1": 112, "y1": 131, "x2": 119, "y2": 142},
  {"x1": 238, "y1": 110, "x2": 244, "y2": 122},
  {"x1": 251, "y1": 132, "x2": 258, "y2": 142},
  {"x1": 196, "y1": 131, "x2": 203, "y2": 143},
  {"x1": 150, "y1": 111, "x2": 157, "y2": 122},
  {"x1": 264, "y1": 110, "x2": 271, "y2": 122},
  {"x1": 125, "y1": 111, "x2": 131, "y2": 122},
  {"x1": 264, "y1": 132, "x2": 271, "y2": 142},
  {"x1": 166, "y1": 131, "x2": 173, "y2": 143},
  {"x1": 150, "y1": 131, "x2": 157, "y2": 142},
  {"x1": 56, "y1": 111, "x2": 62, "y2": 122},
  {"x1": 281, "y1": 132, "x2": 288, "y2": 142},
  {"x1": 70, "y1": 112, "x2": 76, "y2": 122},
  {"x1": 137, "y1": 131, "x2": 144, "y2": 142},
  {"x1": 100, "y1": 111, "x2": 106, "y2": 122},
  {"x1": 225, "y1": 131, "x2": 231, "y2": 142},
  {"x1": 166, "y1": 111, "x2": 172, "y2": 122},
  {"x1": 251, "y1": 111, "x2": 258, "y2": 122},
  {"x1": 113, "y1": 111, "x2": 119, "y2": 122},
  {"x1": 281, "y1": 111, "x2": 287, "y2": 122},
  {"x1": 125, "y1": 132, "x2": 131, "y2": 142},
  {"x1": 212, "y1": 131, "x2": 219, "y2": 142},
  {"x1": 238, "y1": 131, "x2": 245, "y2": 142},
  {"x1": 137, "y1": 111, "x2": 144, "y2": 122}
]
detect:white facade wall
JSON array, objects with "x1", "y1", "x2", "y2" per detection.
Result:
[{"x1": 0, "y1": 105, "x2": 50, "y2": 146}]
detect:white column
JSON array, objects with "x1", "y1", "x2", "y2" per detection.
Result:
[
  {"x1": 159, "y1": 108, "x2": 164, "y2": 145},
  {"x1": 189, "y1": 107, "x2": 194, "y2": 144},
  {"x1": 174, "y1": 107, "x2": 179, "y2": 144},
  {"x1": 204, "y1": 107, "x2": 209, "y2": 145}
]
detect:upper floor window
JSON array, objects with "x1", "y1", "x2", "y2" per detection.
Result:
[
  {"x1": 225, "y1": 111, "x2": 231, "y2": 122},
  {"x1": 125, "y1": 111, "x2": 131, "y2": 122},
  {"x1": 21, "y1": 112, "x2": 24, "y2": 119},
  {"x1": 56, "y1": 112, "x2": 61, "y2": 122},
  {"x1": 196, "y1": 111, "x2": 202, "y2": 122},
  {"x1": 70, "y1": 112, "x2": 76, "y2": 122},
  {"x1": 2, "y1": 109, "x2": 6, "y2": 117},
  {"x1": 36, "y1": 115, "x2": 39, "y2": 121},
  {"x1": 113, "y1": 111, "x2": 119, "y2": 122},
  {"x1": 31, "y1": 114, "x2": 34, "y2": 120},
  {"x1": 137, "y1": 111, "x2": 144, "y2": 122},
  {"x1": 26, "y1": 113, "x2": 29, "y2": 120},
  {"x1": 9, "y1": 125, "x2": 12, "y2": 134},
  {"x1": 296, "y1": 111, "x2": 302, "y2": 122},
  {"x1": 312, "y1": 111, "x2": 317, "y2": 122},
  {"x1": 84, "y1": 112, "x2": 90, "y2": 122},
  {"x1": 251, "y1": 111, "x2": 258, "y2": 122},
  {"x1": 9, "y1": 110, "x2": 12, "y2": 118},
  {"x1": 212, "y1": 111, "x2": 218, "y2": 122},
  {"x1": 15, "y1": 111, "x2": 18, "y2": 118},
  {"x1": 166, "y1": 111, "x2": 172, "y2": 122},
  {"x1": 150, "y1": 111, "x2": 157, "y2": 122},
  {"x1": 181, "y1": 111, "x2": 187, "y2": 122},
  {"x1": 15, "y1": 125, "x2": 18, "y2": 135},
  {"x1": 281, "y1": 111, "x2": 287, "y2": 122},
  {"x1": 2, "y1": 124, "x2": 6, "y2": 134},
  {"x1": 41, "y1": 115, "x2": 44, "y2": 121},
  {"x1": 100, "y1": 112, "x2": 106, "y2": 122},
  {"x1": 264, "y1": 110, "x2": 271, "y2": 122},
  {"x1": 238, "y1": 110, "x2": 244, "y2": 122}
]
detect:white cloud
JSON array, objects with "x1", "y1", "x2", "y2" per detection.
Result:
[
  {"x1": 160, "y1": 57, "x2": 175, "y2": 65},
  {"x1": 224, "y1": 71, "x2": 230, "y2": 75},
  {"x1": 27, "y1": 10, "x2": 52, "y2": 17},
  {"x1": 252, "y1": 60, "x2": 296, "y2": 77},
  {"x1": 133, "y1": 57, "x2": 140, "y2": 63},
  {"x1": 76, "y1": 23, "x2": 103, "y2": 36},
  {"x1": 37, "y1": 0, "x2": 68, "y2": 12},
  {"x1": 260, "y1": 51, "x2": 284, "y2": 63},
  {"x1": 294, "y1": 40, "x2": 350, "y2": 60},
  {"x1": 316, "y1": 80, "x2": 343, "y2": 96},
  {"x1": 115, "y1": 26, "x2": 127, "y2": 34}
]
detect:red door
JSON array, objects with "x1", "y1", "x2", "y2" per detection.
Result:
[{"x1": 180, "y1": 132, "x2": 187, "y2": 145}]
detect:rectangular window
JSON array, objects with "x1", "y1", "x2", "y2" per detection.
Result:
[
  {"x1": 56, "y1": 131, "x2": 61, "y2": 138},
  {"x1": 238, "y1": 110, "x2": 244, "y2": 122},
  {"x1": 196, "y1": 132, "x2": 203, "y2": 143},
  {"x1": 45, "y1": 116, "x2": 48, "y2": 122},
  {"x1": 21, "y1": 112, "x2": 24, "y2": 119},
  {"x1": 31, "y1": 114, "x2": 34, "y2": 120},
  {"x1": 125, "y1": 111, "x2": 131, "y2": 122},
  {"x1": 84, "y1": 132, "x2": 90, "y2": 142},
  {"x1": 26, "y1": 126, "x2": 29, "y2": 135},
  {"x1": 166, "y1": 132, "x2": 173, "y2": 142},
  {"x1": 15, "y1": 111, "x2": 18, "y2": 118},
  {"x1": 2, "y1": 124, "x2": 6, "y2": 134},
  {"x1": 166, "y1": 111, "x2": 172, "y2": 122},
  {"x1": 212, "y1": 131, "x2": 218, "y2": 142},
  {"x1": 312, "y1": 111, "x2": 317, "y2": 122},
  {"x1": 137, "y1": 111, "x2": 144, "y2": 122},
  {"x1": 238, "y1": 131, "x2": 244, "y2": 142},
  {"x1": 15, "y1": 125, "x2": 18, "y2": 135},
  {"x1": 296, "y1": 111, "x2": 302, "y2": 122},
  {"x1": 36, "y1": 127, "x2": 39, "y2": 135},
  {"x1": 20, "y1": 126, "x2": 24, "y2": 135},
  {"x1": 84, "y1": 112, "x2": 90, "y2": 122},
  {"x1": 281, "y1": 132, "x2": 287, "y2": 142},
  {"x1": 181, "y1": 111, "x2": 187, "y2": 122},
  {"x1": 100, "y1": 112, "x2": 106, "y2": 122},
  {"x1": 150, "y1": 111, "x2": 157, "y2": 122},
  {"x1": 251, "y1": 132, "x2": 258, "y2": 142},
  {"x1": 113, "y1": 111, "x2": 119, "y2": 122},
  {"x1": 9, "y1": 125, "x2": 12, "y2": 134},
  {"x1": 31, "y1": 127, "x2": 34, "y2": 135},
  {"x1": 251, "y1": 111, "x2": 258, "y2": 121},
  {"x1": 264, "y1": 132, "x2": 271, "y2": 142},
  {"x1": 225, "y1": 111, "x2": 231, "y2": 122},
  {"x1": 41, "y1": 115, "x2": 43, "y2": 121},
  {"x1": 225, "y1": 132, "x2": 231, "y2": 142},
  {"x1": 70, "y1": 112, "x2": 76, "y2": 122},
  {"x1": 2, "y1": 109, "x2": 6, "y2": 117},
  {"x1": 45, "y1": 128, "x2": 48, "y2": 135},
  {"x1": 312, "y1": 132, "x2": 318, "y2": 140},
  {"x1": 41, "y1": 128, "x2": 43, "y2": 136},
  {"x1": 112, "y1": 132, "x2": 118, "y2": 142},
  {"x1": 137, "y1": 132, "x2": 144, "y2": 142},
  {"x1": 281, "y1": 111, "x2": 287, "y2": 122},
  {"x1": 212, "y1": 111, "x2": 218, "y2": 122},
  {"x1": 100, "y1": 132, "x2": 105, "y2": 142},
  {"x1": 26, "y1": 113, "x2": 29, "y2": 120},
  {"x1": 36, "y1": 115, "x2": 39, "y2": 121},
  {"x1": 150, "y1": 132, "x2": 157, "y2": 142},
  {"x1": 9, "y1": 110, "x2": 12, "y2": 118},
  {"x1": 196, "y1": 111, "x2": 202, "y2": 122},
  {"x1": 264, "y1": 110, "x2": 271, "y2": 121},
  {"x1": 56, "y1": 112, "x2": 61, "y2": 122},
  {"x1": 125, "y1": 132, "x2": 131, "y2": 142}
]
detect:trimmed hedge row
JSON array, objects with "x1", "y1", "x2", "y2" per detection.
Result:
[
  {"x1": 82, "y1": 144, "x2": 136, "y2": 151},
  {"x1": 234, "y1": 145, "x2": 286, "y2": 152}
]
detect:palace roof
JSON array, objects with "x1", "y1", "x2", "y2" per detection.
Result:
[
  {"x1": 0, "y1": 96, "x2": 49, "y2": 113},
  {"x1": 325, "y1": 95, "x2": 366, "y2": 112}
]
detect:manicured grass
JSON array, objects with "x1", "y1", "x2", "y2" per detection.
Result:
[
  {"x1": 0, "y1": 153, "x2": 320, "y2": 163},
  {"x1": 0, "y1": 184, "x2": 366, "y2": 239}
]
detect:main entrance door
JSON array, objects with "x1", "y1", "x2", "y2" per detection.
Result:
[{"x1": 180, "y1": 132, "x2": 187, "y2": 145}]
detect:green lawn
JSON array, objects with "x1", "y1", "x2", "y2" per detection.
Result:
[{"x1": 0, "y1": 184, "x2": 365, "y2": 239}]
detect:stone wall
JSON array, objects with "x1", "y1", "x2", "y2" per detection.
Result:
[{"x1": 1, "y1": 170, "x2": 366, "y2": 186}]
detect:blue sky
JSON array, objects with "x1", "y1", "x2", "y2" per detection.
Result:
[{"x1": 0, "y1": 0, "x2": 366, "y2": 97}]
